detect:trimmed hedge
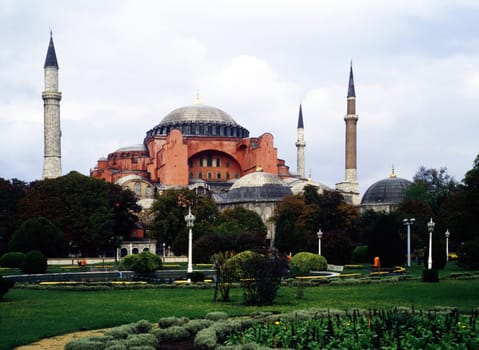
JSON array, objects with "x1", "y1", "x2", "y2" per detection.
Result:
[
  {"x1": 0, "y1": 251, "x2": 25, "y2": 268},
  {"x1": 289, "y1": 252, "x2": 327, "y2": 277},
  {"x1": 21, "y1": 250, "x2": 47, "y2": 274}
]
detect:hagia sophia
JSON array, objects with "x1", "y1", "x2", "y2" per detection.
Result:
[{"x1": 42, "y1": 34, "x2": 411, "y2": 251}]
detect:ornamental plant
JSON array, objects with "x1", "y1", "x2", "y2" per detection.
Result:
[
  {"x1": 119, "y1": 251, "x2": 162, "y2": 273},
  {"x1": 21, "y1": 250, "x2": 47, "y2": 274},
  {"x1": 289, "y1": 251, "x2": 327, "y2": 277}
]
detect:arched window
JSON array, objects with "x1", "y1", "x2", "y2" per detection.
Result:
[
  {"x1": 226, "y1": 172, "x2": 230, "y2": 180},
  {"x1": 134, "y1": 182, "x2": 141, "y2": 196},
  {"x1": 198, "y1": 172, "x2": 203, "y2": 179},
  {"x1": 132, "y1": 248, "x2": 139, "y2": 254},
  {"x1": 146, "y1": 186, "x2": 153, "y2": 198},
  {"x1": 207, "y1": 172, "x2": 212, "y2": 179},
  {"x1": 217, "y1": 172, "x2": 221, "y2": 179}
]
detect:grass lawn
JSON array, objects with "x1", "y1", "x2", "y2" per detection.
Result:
[{"x1": 1, "y1": 279, "x2": 479, "y2": 349}]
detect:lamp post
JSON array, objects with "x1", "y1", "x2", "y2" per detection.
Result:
[
  {"x1": 403, "y1": 218, "x2": 415, "y2": 267},
  {"x1": 317, "y1": 228, "x2": 323, "y2": 256},
  {"x1": 185, "y1": 206, "x2": 196, "y2": 275},
  {"x1": 162, "y1": 242, "x2": 166, "y2": 260},
  {"x1": 427, "y1": 218, "x2": 435, "y2": 270},
  {"x1": 445, "y1": 229, "x2": 450, "y2": 261}
]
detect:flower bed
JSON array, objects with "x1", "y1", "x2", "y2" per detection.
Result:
[{"x1": 64, "y1": 308, "x2": 479, "y2": 350}]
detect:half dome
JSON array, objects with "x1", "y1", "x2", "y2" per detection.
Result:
[{"x1": 225, "y1": 171, "x2": 292, "y2": 203}]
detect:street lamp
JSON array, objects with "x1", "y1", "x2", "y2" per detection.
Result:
[
  {"x1": 445, "y1": 229, "x2": 450, "y2": 261},
  {"x1": 162, "y1": 242, "x2": 166, "y2": 260},
  {"x1": 403, "y1": 218, "x2": 415, "y2": 267},
  {"x1": 427, "y1": 218, "x2": 435, "y2": 270},
  {"x1": 317, "y1": 228, "x2": 323, "y2": 256},
  {"x1": 185, "y1": 206, "x2": 196, "y2": 275}
]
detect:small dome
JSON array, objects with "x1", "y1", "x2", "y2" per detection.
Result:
[
  {"x1": 361, "y1": 176, "x2": 412, "y2": 205},
  {"x1": 115, "y1": 144, "x2": 147, "y2": 153},
  {"x1": 226, "y1": 171, "x2": 292, "y2": 203},
  {"x1": 145, "y1": 102, "x2": 249, "y2": 140}
]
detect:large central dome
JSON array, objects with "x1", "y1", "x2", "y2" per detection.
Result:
[{"x1": 145, "y1": 102, "x2": 250, "y2": 141}]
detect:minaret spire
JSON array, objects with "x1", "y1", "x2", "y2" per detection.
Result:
[
  {"x1": 295, "y1": 104, "x2": 306, "y2": 178},
  {"x1": 42, "y1": 32, "x2": 62, "y2": 179},
  {"x1": 336, "y1": 63, "x2": 359, "y2": 205}
]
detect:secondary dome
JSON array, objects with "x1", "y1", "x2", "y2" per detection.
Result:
[
  {"x1": 361, "y1": 172, "x2": 412, "y2": 207},
  {"x1": 145, "y1": 102, "x2": 249, "y2": 140},
  {"x1": 225, "y1": 170, "x2": 293, "y2": 203}
]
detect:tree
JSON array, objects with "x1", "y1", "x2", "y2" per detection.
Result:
[
  {"x1": 17, "y1": 171, "x2": 140, "y2": 256},
  {"x1": 367, "y1": 212, "x2": 404, "y2": 267},
  {"x1": 8, "y1": 216, "x2": 65, "y2": 257},
  {"x1": 0, "y1": 178, "x2": 28, "y2": 255},
  {"x1": 149, "y1": 189, "x2": 218, "y2": 256}
]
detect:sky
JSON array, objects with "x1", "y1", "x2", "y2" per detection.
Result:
[{"x1": 1, "y1": 0, "x2": 478, "y2": 196}]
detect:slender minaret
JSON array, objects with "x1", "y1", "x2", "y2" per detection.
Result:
[
  {"x1": 336, "y1": 63, "x2": 360, "y2": 205},
  {"x1": 295, "y1": 104, "x2": 306, "y2": 178},
  {"x1": 42, "y1": 32, "x2": 62, "y2": 179}
]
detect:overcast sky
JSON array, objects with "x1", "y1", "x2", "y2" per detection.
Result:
[{"x1": 1, "y1": 0, "x2": 478, "y2": 196}]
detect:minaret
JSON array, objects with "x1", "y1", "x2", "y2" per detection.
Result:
[
  {"x1": 336, "y1": 63, "x2": 360, "y2": 205},
  {"x1": 42, "y1": 32, "x2": 62, "y2": 179},
  {"x1": 295, "y1": 104, "x2": 306, "y2": 178}
]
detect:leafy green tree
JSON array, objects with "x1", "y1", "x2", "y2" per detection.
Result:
[
  {"x1": 149, "y1": 189, "x2": 218, "y2": 256},
  {"x1": 17, "y1": 171, "x2": 140, "y2": 256},
  {"x1": 322, "y1": 230, "x2": 354, "y2": 265},
  {"x1": 274, "y1": 188, "x2": 359, "y2": 255},
  {"x1": 367, "y1": 212, "x2": 404, "y2": 267},
  {"x1": 0, "y1": 178, "x2": 28, "y2": 255},
  {"x1": 8, "y1": 216, "x2": 65, "y2": 257}
]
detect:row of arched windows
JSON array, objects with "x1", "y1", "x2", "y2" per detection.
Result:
[
  {"x1": 145, "y1": 122, "x2": 249, "y2": 139},
  {"x1": 189, "y1": 172, "x2": 240, "y2": 180}
]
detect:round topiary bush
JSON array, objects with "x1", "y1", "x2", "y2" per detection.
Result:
[
  {"x1": 21, "y1": 250, "x2": 47, "y2": 274},
  {"x1": 0, "y1": 251, "x2": 26, "y2": 268},
  {"x1": 289, "y1": 252, "x2": 327, "y2": 277},
  {"x1": 352, "y1": 245, "x2": 368, "y2": 263},
  {"x1": 119, "y1": 252, "x2": 162, "y2": 273}
]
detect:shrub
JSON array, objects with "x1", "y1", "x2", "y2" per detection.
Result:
[
  {"x1": 0, "y1": 275, "x2": 14, "y2": 300},
  {"x1": 183, "y1": 319, "x2": 214, "y2": 335},
  {"x1": 132, "y1": 320, "x2": 152, "y2": 334},
  {"x1": 458, "y1": 239, "x2": 479, "y2": 270},
  {"x1": 21, "y1": 250, "x2": 47, "y2": 274},
  {"x1": 187, "y1": 271, "x2": 205, "y2": 282},
  {"x1": 352, "y1": 245, "x2": 368, "y2": 263},
  {"x1": 153, "y1": 326, "x2": 190, "y2": 343},
  {"x1": 8, "y1": 216, "x2": 65, "y2": 257},
  {"x1": 125, "y1": 333, "x2": 157, "y2": 348},
  {"x1": 105, "y1": 324, "x2": 135, "y2": 339},
  {"x1": 158, "y1": 316, "x2": 189, "y2": 328},
  {"x1": 0, "y1": 251, "x2": 25, "y2": 268},
  {"x1": 205, "y1": 311, "x2": 229, "y2": 321},
  {"x1": 228, "y1": 251, "x2": 287, "y2": 306},
  {"x1": 289, "y1": 252, "x2": 327, "y2": 276},
  {"x1": 119, "y1": 252, "x2": 162, "y2": 273},
  {"x1": 194, "y1": 328, "x2": 217, "y2": 350}
]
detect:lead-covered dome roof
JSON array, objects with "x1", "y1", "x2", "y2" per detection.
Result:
[
  {"x1": 224, "y1": 170, "x2": 293, "y2": 203},
  {"x1": 361, "y1": 173, "x2": 412, "y2": 205},
  {"x1": 145, "y1": 102, "x2": 249, "y2": 141}
]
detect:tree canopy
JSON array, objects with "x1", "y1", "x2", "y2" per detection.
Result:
[{"x1": 17, "y1": 171, "x2": 140, "y2": 256}]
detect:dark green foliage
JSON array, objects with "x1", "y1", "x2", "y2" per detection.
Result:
[
  {"x1": 119, "y1": 252, "x2": 162, "y2": 273},
  {"x1": 422, "y1": 269, "x2": 439, "y2": 282},
  {"x1": 367, "y1": 212, "x2": 404, "y2": 267},
  {"x1": 289, "y1": 252, "x2": 327, "y2": 277},
  {"x1": 458, "y1": 239, "x2": 479, "y2": 270},
  {"x1": 0, "y1": 178, "x2": 27, "y2": 256},
  {"x1": 187, "y1": 271, "x2": 205, "y2": 282},
  {"x1": 229, "y1": 251, "x2": 287, "y2": 306},
  {"x1": 8, "y1": 216, "x2": 65, "y2": 257},
  {"x1": 0, "y1": 275, "x2": 14, "y2": 300},
  {"x1": 322, "y1": 230, "x2": 353, "y2": 265},
  {"x1": 352, "y1": 245, "x2": 368, "y2": 263},
  {"x1": 21, "y1": 250, "x2": 47, "y2": 274},
  {"x1": 18, "y1": 171, "x2": 140, "y2": 257},
  {"x1": 150, "y1": 189, "x2": 218, "y2": 256},
  {"x1": 274, "y1": 188, "x2": 359, "y2": 257},
  {"x1": 0, "y1": 251, "x2": 25, "y2": 267}
]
